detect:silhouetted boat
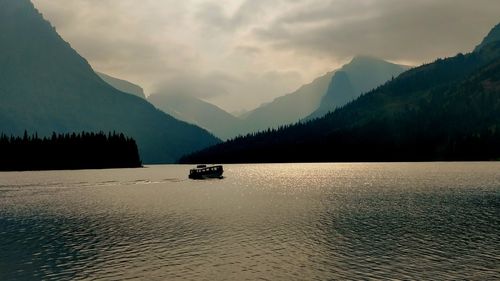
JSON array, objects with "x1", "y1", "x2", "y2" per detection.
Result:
[{"x1": 189, "y1": 165, "x2": 224, "y2": 180}]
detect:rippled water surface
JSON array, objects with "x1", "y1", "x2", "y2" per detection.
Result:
[{"x1": 1, "y1": 163, "x2": 499, "y2": 280}]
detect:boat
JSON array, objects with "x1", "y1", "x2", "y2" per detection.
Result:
[{"x1": 189, "y1": 164, "x2": 224, "y2": 180}]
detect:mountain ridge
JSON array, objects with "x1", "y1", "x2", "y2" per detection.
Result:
[
  {"x1": 148, "y1": 93, "x2": 242, "y2": 140},
  {"x1": 475, "y1": 23, "x2": 500, "y2": 51},
  {"x1": 307, "y1": 56, "x2": 409, "y2": 120},
  {"x1": 97, "y1": 72, "x2": 146, "y2": 99},
  {"x1": 240, "y1": 71, "x2": 335, "y2": 133}
]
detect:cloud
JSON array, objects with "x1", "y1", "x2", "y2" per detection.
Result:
[
  {"x1": 234, "y1": 45, "x2": 262, "y2": 56},
  {"x1": 154, "y1": 72, "x2": 233, "y2": 99},
  {"x1": 255, "y1": 0, "x2": 500, "y2": 62},
  {"x1": 195, "y1": 0, "x2": 280, "y2": 32},
  {"x1": 31, "y1": 0, "x2": 500, "y2": 111},
  {"x1": 153, "y1": 68, "x2": 302, "y2": 111}
]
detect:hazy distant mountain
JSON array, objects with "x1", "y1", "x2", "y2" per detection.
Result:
[
  {"x1": 148, "y1": 72, "x2": 335, "y2": 139},
  {"x1": 0, "y1": 0, "x2": 219, "y2": 163},
  {"x1": 308, "y1": 56, "x2": 409, "y2": 120},
  {"x1": 231, "y1": 109, "x2": 251, "y2": 118},
  {"x1": 148, "y1": 94, "x2": 242, "y2": 140},
  {"x1": 181, "y1": 23, "x2": 500, "y2": 163},
  {"x1": 97, "y1": 72, "x2": 146, "y2": 99},
  {"x1": 241, "y1": 71, "x2": 335, "y2": 133}
]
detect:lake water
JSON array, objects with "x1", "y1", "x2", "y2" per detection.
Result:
[{"x1": 0, "y1": 163, "x2": 499, "y2": 280}]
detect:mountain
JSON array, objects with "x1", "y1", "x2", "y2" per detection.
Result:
[
  {"x1": 147, "y1": 57, "x2": 405, "y2": 140},
  {"x1": 475, "y1": 23, "x2": 500, "y2": 51},
  {"x1": 97, "y1": 72, "x2": 146, "y2": 99},
  {"x1": 231, "y1": 109, "x2": 250, "y2": 118},
  {"x1": 241, "y1": 57, "x2": 408, "y2": 133},
  {"x1": 148, "y1": 71, "x2": 334, "y2": 140},
  {"x1": 241, "y1": 71, "x2": 335, "y2": 133},
  {"x1": 0, "y1": 0, "x2": 219, "y2": 163},
  {"x1": 148, "y1": 94, "x2": 242, "y2": 140},
  {"x1": 308, "y1": 56, "x2": 409, "y2": 119},
  {"x1": 180, "y1": 24, "x2": 500, "y2": 164}
]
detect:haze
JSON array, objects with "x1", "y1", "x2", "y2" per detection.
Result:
[{"x1": 32, "y1": 0, "x2": 500, "y2": 111}]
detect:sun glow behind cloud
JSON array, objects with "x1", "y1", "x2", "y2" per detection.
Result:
[{"x1": 32, "y1": 0, "x2": 500, "y2": 111}]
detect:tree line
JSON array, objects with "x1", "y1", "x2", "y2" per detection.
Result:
[{"x1": 0, "y1": 131, "x2": 142, "y2": 171}]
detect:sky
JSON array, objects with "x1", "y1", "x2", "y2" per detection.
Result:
[{"x1": 32, "y1": 0, "x2": 500, "y2": 112}]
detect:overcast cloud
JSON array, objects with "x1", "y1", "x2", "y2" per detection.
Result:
[{"x1": 32, "y1": 0, "x2": 500, "y2": 111}]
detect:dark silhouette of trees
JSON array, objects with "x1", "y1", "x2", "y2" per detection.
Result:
[{"x1": 0, "y1": 131, "x2": 142, "y2": 171}]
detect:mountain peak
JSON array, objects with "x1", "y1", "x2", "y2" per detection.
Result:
[
  {"x1": 350, "y1": 55, "x2": 385, "y2": 64},
  {"x1": 306, "y1": 56, "x2": 409, "y2": 120},
  {"x1": 344, "y1": 55, "x2": 406, "y2": 72},
  {"x1": 475, "y1": 23, "x2": 500, "y2": 52}
]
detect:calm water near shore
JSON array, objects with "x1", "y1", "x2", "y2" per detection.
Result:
[{"x1": 1, "y1": 163, "x2": 499, "y2": 280}]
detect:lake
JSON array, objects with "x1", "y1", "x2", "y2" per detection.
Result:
[{"x1": 1, "y1": 163, "x2": 499, "y2": 280}]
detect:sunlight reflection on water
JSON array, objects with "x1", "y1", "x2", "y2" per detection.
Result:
[{"x1": 0, "y1": 163, "x2": 499, "y2": 280}]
